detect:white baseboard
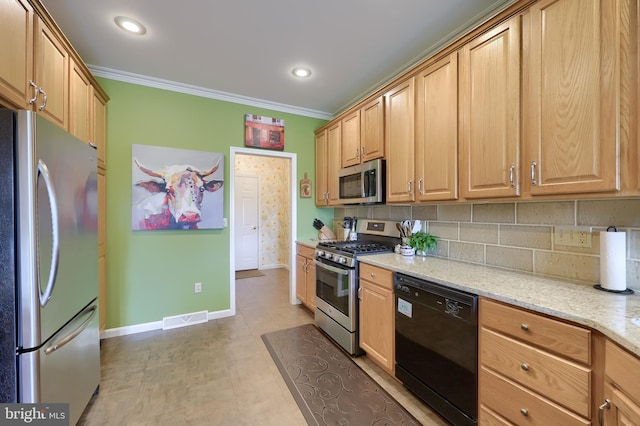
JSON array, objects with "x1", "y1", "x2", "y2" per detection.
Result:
[
  {"x1": 100, "y1": 308, "x2": 234, "y2": 339},
  {"x1": 259, "y1": 263, "x2": 290, "y2": 270}
]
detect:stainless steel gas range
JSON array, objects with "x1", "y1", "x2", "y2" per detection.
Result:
[{"x1": 314, "y1": 220, "x2": 400, "y2": 355}]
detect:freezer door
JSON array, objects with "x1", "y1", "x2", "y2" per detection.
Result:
[
  {"x1": 20, "y1": 300, "x2": 100, "y2": 424},
  {"x1": 16, "y1": 112, "x2": 98, "y2": 350}
]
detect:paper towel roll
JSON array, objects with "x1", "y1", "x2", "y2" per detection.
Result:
[{"x1": 600, "y1": 230, "x2": 626, "y2": 291}]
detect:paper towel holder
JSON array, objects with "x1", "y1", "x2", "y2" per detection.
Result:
[{"x1": 594, "y1": 226, "x2": 635, "y2": 294}]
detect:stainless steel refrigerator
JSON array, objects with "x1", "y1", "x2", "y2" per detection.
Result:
[{"x1": 0, "y1": 109, "x2": 100, "y2": 425}]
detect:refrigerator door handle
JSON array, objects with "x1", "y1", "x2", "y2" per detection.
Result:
[
  {"x1": 44, "y1": 304, "x2": 97, "y2": 355},
  {"x1": 37, "y1": 159, "x2": 60, "y2": 307}
]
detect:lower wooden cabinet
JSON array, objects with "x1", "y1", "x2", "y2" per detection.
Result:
[
  {"x1": 479, "y1": 298, "x2": 593, "y2": 425},
  {"x1": 295, "y1": 244, "x2": 315, "y2": 311},
  {"x1": 358, "y1": 263, "x2": 394, "y2": 374},
  {"x1": 601, "y1": 340, "x2": 640, "y2": 425}
]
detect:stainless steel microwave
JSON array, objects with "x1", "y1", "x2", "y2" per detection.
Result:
[{"x1": 338, "y1": 159, "x2": 385, "y2": 204}]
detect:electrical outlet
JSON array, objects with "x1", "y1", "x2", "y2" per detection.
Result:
[
  {"x1": 554, "y1": 226, "x2": 592, "y2": 248},
  {"x1": 194, "y1": 282, "x2": 202, "y2": 293}
]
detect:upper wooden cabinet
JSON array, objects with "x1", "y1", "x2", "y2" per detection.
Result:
[
  {"x1": 0, "y1": 0, "x2": 34, "y2": 109},
  {"x1": 385, "y1": 78, "x2": 415, "y2": 203},
  {"x1": 326, "y1": 121, "x2": 342, "y2": 205},
  {"x1": 341, "y1": 109, "x2": 361, "y2": 168},
  {"x1": 315, "y1": 129, "x2": 328, "y2": 205},
  {"x1": 342, "y1": 96, "x2": 385, "y2": 168},
  {"x1": 524, "y1": 0, "x2": 620, "y2": 195},
  {"x1": 69, "y1": 59, "x2": 91, "y2": 142},
  {"x1": 415, "y1": 52, "x2": 459, "y2": 202},
  {"x1": 34, "y1": 14, "x2": 69, "y2": 129},
  {"x1": 92, "y1": 89, "x2": 107, "y2": 169},
  {"x1": 360, "y1": 96, "x2": 385, "y2": 162},
  {"x1": 459, "y1": 15, "x2": 521, "y2": 200},
  {"x1": 314, "y1": 124, "x2": 341, "y2": 206}
]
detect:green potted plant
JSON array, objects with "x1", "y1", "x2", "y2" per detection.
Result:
[{"x1": 407, "y1": 232, "x2": 438, "y2": 256}]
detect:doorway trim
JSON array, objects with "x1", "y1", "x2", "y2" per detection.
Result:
[{"x1": 229, "y1": 147, "x2": 298, "y2": 316}]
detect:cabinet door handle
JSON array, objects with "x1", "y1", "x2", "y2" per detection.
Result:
[
  {"x1": 418, "y1": 178, "x2": 424, "y2": 195},
  {"x1": 520, "y1": 408, "x2": 529, "y2": 417},
  {"x1": 357, "y1": 286, "x2": 362, "y2": 300},
  {"x1": 509, "y1": 164, "x2": 516, "y2": 187},
  {"x1": 28, "y1": 80, "x2": 39, "y2": 104},
  {"x1": 407, "y1": 179, "x2": 412, "y2": 194},
  {"x1": 361, "y1": 146, "x2": 365, "y2": 159},
  {"x1": 520, "y1": 323, "x2": 529, "y2": 331},
  {"x1": 520, "y1": 363, "x2": 529, "y2": 371},
  {"x1": 355, "y1": 147, "x2": 360, "y2": 160},
  {"x1": 38, "y1": 87, "x2": 47, "y2": 111},
  {"x1": 530, "y1": 161, "x2": 537, "y2": 186},
  {"x1": 598, "y1": 399, "x2": 610, "y2": 426}
]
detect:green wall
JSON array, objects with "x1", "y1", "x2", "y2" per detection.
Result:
[{"x1": 98, "y1": 77, "x2": 332, "y2": 329}]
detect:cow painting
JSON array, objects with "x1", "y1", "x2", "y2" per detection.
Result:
[{"x1": 131, "y1": 146, "x2": 224, "y2": 231}]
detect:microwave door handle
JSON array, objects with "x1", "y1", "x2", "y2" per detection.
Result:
[{"x1": 362, "y1": 171, "x2": 369, "y2": 197}]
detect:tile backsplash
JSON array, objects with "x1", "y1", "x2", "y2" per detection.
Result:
[{"x1": 335, "y1": 198, "x2": 640, "y2": 290}]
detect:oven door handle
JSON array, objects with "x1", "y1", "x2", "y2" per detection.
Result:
[{"x1": 314, "y1": 259, "x2": 350, "y2": 275}]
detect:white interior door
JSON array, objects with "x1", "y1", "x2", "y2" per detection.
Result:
[{"x1": 235, "y1": 175, "x2": 259, "y2": 271}]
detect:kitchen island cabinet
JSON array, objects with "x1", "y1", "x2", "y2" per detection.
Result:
[{"x1": 358, "y1": 263, "x2": 395, "y2": 375}]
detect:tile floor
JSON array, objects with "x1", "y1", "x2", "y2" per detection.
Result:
[{"x1": 78, "y1": 268, "x2": 449, "y2": 425}]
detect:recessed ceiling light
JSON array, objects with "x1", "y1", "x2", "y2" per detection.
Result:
[
  {"x1": 292, "y1": 67, "x2": 311, "y2": 78},
  {"x1": 114, "y1": 16, "x2": 147, "y2": 35}
]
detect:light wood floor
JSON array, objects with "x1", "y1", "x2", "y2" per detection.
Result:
[{"x1": 78, "y1": 268, "x2": 449, "y2": 425}]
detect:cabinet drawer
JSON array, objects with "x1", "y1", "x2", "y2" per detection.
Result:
[
  {"x1": 605, "y1": 340, "x2": 640, "y2": 407},
  {"x1": 480, "y1": 328, "x2": 591, "y2": 418},
  {"x1": 479, "y1": 405, "x2": 513, "y2": 426},
  {"x1": 479, "y1": 298, "x2": 590, "y2": 364},
  {"x1": 480, "y1": 367, "x2": 589, "y2": 426},
  {"x1": 296, "y1": 244, "x2": 315, "y2": 259},
  {"x1": 359, "y1": 263, "x2": 393, "y2": 289}
]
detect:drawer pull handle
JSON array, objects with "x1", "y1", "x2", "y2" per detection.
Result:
[
  {"x1": 598, "y1": 399, "x2": 610, "y2": 426},
  {"x1": 520, "y1": 323, "x2": 529, "y2": 331},
  {"x1": 521, "y1": 363, "x2": 529, "y2": 371},
  {"x1": 520, "y1": 408, "x2": 529, "y2": 417},
  {"x1": 370, "y1": 273, "x2": 376, "y2": 278}
]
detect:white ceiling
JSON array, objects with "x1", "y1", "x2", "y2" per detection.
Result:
[{"x1": 41, "y1": 0, "x2": 514, "y2": 119}]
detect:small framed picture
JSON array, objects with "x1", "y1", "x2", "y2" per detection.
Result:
[
  {"x1": 244, "y1": 114, "x2": 284, "y2": 150},
  {"x1": 300, "y1": 172, "x2": 312, "y2": 198}
]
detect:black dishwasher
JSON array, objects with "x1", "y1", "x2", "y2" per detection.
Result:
[{"x1": 394, "y1": 273, "x2": 478, "y2": 426}]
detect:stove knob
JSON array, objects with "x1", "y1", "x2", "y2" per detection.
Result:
[
  {"x1": 338, "y1": 257, "x2": 347, "y2": 264},
  {"x1": 325, "y1": 253, "x2": 333, "y2": 259},
  {"x1": 316, "y1": 250, "x2": 324, "y2": 257}
]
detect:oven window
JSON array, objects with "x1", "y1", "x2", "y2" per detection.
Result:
[
  {"x1": 316, "y1": 264, "x2": 351, "y2": 316},
  {"x1": 339, "y1": 173, "x2": 362, "y2": 199}
]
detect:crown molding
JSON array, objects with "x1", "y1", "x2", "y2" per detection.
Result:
[{"x1": 88, "y1": 65, "x2": 333, "y2": 121}]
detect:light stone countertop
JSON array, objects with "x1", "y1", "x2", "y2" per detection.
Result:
[
  {"x1": 358, "y1": 253, "x2": 640, "y2": 358},
  {"x1": 296, "y1": 239, "x2": 320, "y2": 249}
]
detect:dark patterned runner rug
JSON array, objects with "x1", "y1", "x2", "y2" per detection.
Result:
[{"x1": 261, "y1": 324, "x2": 421, "y2": 425}]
